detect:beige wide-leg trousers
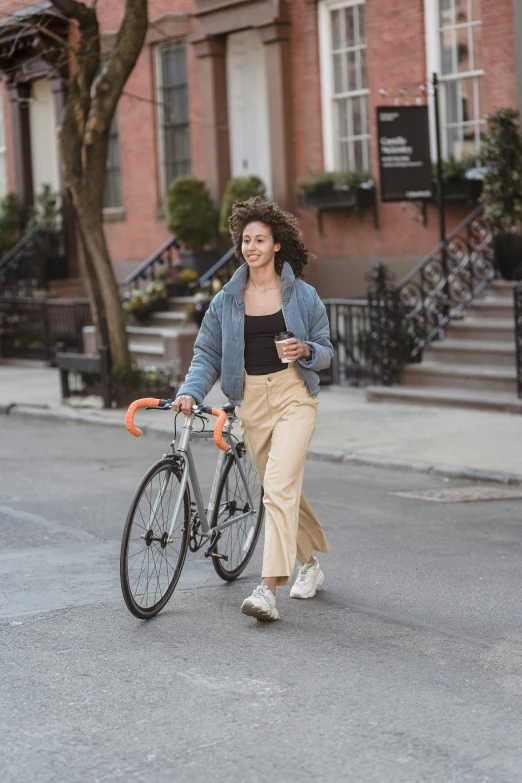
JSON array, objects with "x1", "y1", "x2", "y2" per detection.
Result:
[{"x1": 237, "y1": 364, "x2": 331, "y2": 586}]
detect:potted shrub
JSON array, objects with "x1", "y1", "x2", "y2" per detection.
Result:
[
  {"x1": 185, "y1": 292, "x2": 212, "y2": 327},
  {"x1": 297, "y1": 170, "x2": 374, "y2": 211},
  {"x1": 179, "y1": 267, "x2": 199, "y2": 291},
  {"x1": 166, "y1": 175, "x2": 220, "y2": 276},
  {"x1": 155, "y1": 265, "x2": 198, "y2": 297},
  {"x1": 111, "y1": 364, "x2": 177, "y2": 408},
  {"x1": 480, "y1": 107, "x2": 522, "y2": 280},
  {"x1": 219, "y1": 175, "x2": 267, "y2": 238},
  {"x1": 122, "y1": 280, "x2": 168, "y2": 323}
]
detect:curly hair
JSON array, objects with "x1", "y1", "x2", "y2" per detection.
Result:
[{"x1": 228, "y1": 197, "x2": 313, "y2": 279}]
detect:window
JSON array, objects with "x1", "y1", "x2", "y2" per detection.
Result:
[
  {"x1": 0, "y1": 96, "x2": 8, "y2": 198},
  {"x1": 155, "y1": 42, "x2": 191, "y2": 195},
  {"x1": 438, "y1": 0, "x2": 484, "y2": 158},
  {"x1": 319, "y1": 0, "x2": 370, "y2": 172},
  {"x1": 104, "y1": 114, "x2": 123, "y2": 209}
]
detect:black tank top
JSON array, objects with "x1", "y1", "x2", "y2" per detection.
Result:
[{"x1": 244, "y1": 309, "x2": 288, "y2": 375}]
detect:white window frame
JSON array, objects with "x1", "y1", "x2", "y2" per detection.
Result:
[
  {"x1": 424, "y1": 0, "x2": 485, "y2": 160},
  {"x1": 0, "y1": 94, "x2": 7, "y2": 198},
  {"x1": 318, "y1": 0, "x2": 370, "y2": 172},
  {"x1": 154, "y1": 42, "x2": 191, "y2": 198}
]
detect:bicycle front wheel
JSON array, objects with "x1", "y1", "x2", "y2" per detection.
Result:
[
  {"x1": 120, "y1": 458, "x2": 190, "y2": 619},
  {"x1": 211, "y1": 446, "x2": 264, "y2": 581}
]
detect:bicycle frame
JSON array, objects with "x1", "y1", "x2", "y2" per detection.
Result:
[{"x1": 164, "y1": 411, "x2": 258, "y2": 541}]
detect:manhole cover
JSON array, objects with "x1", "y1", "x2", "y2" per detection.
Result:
[{"x1": 394, "y1": 486, "x2": 522, "y2": 503}]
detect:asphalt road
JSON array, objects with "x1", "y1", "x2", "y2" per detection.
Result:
[{"x1": 1, "y1": 416, "x2": 521, "y2": 783}]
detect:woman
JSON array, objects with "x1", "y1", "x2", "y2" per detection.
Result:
[{"x1": 174, "y1": 197, "x2": 333, "y2": 621}]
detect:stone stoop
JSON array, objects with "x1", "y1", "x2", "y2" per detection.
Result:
[
  {"x1": 82, "y1": 296, "x2": 199, "y2": 381},
  {"x1": 366, "y1": 280, "x2": 522, "y2": 413}
]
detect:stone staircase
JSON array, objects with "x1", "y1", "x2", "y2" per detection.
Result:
[
  {"x1": 366, "y1": 280, "x2": 522, "y2": 413},
  {"x1": 83, "y1": 296, "x2": 199, "y2": 380}
]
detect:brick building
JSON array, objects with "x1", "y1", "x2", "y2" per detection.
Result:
[{"x1": 0, "y1": 0, "x2": 520, "y2": 297}]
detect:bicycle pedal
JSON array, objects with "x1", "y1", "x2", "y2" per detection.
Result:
[{"x1": 210, "y1": 552, "x2": 229, "y2": 562}]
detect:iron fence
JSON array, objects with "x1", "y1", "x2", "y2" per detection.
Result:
[
  {"x1": 0, "y1": 297, "x2": 92, "y2": 360},
  {"x1": 515, "y1": 284, "x2": 522, "y2": 399},
  {"x1": 365, "y1": 206, "x2": 496, "y2": 386},
  {"x1": 395, "y1": 205, "x2": 495, "y2": 360},
  {"x1": 321, "y1": 299, "x2": 372, "y2": 386},
  {"x1": 0, "y1": 226, "x2": 67, "y2": 297}
]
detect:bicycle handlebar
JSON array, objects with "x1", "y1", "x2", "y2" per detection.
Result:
[
  {"x1": 208, "y1": 408, "x2": 230, "y2": 452},
  {"x1": 125, "y1": 399, "x2": 230, "y2": 451},
  {"x1": 125, "y1": 398, "x2": 162, "y2": 437}
]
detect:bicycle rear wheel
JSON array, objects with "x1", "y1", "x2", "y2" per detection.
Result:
[
  {"x1": 120, "y1": 458, "x2": 190, "y2": 619},
  {"x1": 211, "y1": 445, "x2": 264, "y2": 581}
]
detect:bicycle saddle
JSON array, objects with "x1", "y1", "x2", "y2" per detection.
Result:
[{"x1": 222, "y1": 404, "x2": 236, "y2": 414}]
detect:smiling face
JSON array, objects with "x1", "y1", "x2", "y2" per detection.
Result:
[{"x1": 242, "y1": 221, "x2": 281, "y2": 271}]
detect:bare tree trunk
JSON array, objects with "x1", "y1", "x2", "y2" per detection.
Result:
[
  {"x1": 50, "y1": 0, "x2": 148, "y2": 372},
  {"x1": 77, "y1": 224, "x2": 108, "y2": 350},
  {"x1": 77, "y1": 199, "x2": 131, "y2": 369}
]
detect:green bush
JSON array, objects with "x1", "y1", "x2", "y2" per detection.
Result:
[
  {"x1": 297, "y1": 170, "x2": 372, "y2": 194},
  {"x1": 179, "y1": 268, "x2": 199, "y2": 285},
  {"x1": 480, "y1": 107, "x2": 522, "y2": 232},
  {"x1": 26, "y1": 184, "x2": 60, "y2": 231},
  {"x1": 166, "y1": 175, "x2": 218, "y2": 250},
  {"x1": 0, "y1": 192, "x2": 21, "y2": 255},
  {"x1": 432, "y1": 154, "x2": 481, "y2": 185},
  {"x1": 219, "y1": 175, "x2": 267, "y2": 237}
]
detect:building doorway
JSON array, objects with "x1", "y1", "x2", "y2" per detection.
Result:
[
  {"x1": 226, "y1": 29, "x2": 272, "y2": 196},
  {"x1": 29, "y1": 78, "x2": 61, "y2": 199}
]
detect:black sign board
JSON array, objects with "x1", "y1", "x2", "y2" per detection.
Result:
[{"x1": 377, "y1": 106, "x2": 433, "y2": 202}]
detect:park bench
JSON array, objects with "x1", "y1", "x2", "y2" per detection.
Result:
[{"x1": 55, "y1": 345, "x2": 112, "y2": 409}]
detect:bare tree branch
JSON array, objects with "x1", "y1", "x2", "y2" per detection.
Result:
[
  {"x1": 90, "y1": 0, "x2": 148, "y2": 133},
  {"x1": 49, "y1": 0, "x2": 95, "y2": 25}
]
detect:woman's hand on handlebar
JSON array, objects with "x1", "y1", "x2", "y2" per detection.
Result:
[{"x1": 173, "y1": 395, "x2": 197, "y2": 416}]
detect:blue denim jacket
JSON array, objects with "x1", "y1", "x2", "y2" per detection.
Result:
[{"x1": 176, "y1": 261, "x2": 334, "y2": 406}]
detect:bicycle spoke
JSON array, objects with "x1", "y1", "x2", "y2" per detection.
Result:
[
  {"x1": 211, "y1": 449, "x2": 264, "y2": 578},
  {"x1": 122, "y1": 462, "x2": 189, "y2": 615}
]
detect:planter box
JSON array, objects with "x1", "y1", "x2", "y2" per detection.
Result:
[
  {"x1": 180, "y1": 249, "x2": 222, "y2": 277},
  {"x1": 129, "y1": 297, "x2": 168, "y2": 323},
  {"x1": 432, "y1": 180, "x2": 483, "y2": 203},
  {"x1": 299, "y1": 186, "x2": 357, "y2": 211},
  {"x1": 493, "y1": 232, "x2": 522, "y2": 280},
  {"x1": 166, "y1": 282, "x2": 188, "y2": 297}
]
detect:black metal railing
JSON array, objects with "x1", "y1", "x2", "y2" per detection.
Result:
[
  {"x1": 189, "y1": 246, "x2": 238, "y2": 291},
  {"x1": 367, "y1": 205, "x2": 496, "y2": 385},
  {"x1": 121, "y1": 239, "x2": 239, "y2": 298},
  {"x1": 321, "y1": 299, "x2": 372, "y2": 386},
  {"x1": 515, "y1": 284, "x2": 522, "y2": 399},
  {"x1": 0, "y1": 226, "x2": 67, "y2": 296},
  {"x1": 121, "y1": 236, "x2": 180, "y2": 290},
  {"x1": 0, "y1": 297, "x2": 92, "y2": 360}
]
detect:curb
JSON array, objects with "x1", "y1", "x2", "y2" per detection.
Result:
[{"x1": 5, "y1": 403, "x2": 522, "y2": 487}]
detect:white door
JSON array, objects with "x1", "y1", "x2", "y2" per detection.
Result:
[
  {"x1": 29, "y1": 78, "x2": 60, "y2": 198},
  {"x1": 226, "y1": 30, "x2": 272, "y2": 196}
]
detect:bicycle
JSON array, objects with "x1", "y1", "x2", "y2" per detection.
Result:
[{"x1": 120, "y1": 397, "x2": 264, "y2": 619}]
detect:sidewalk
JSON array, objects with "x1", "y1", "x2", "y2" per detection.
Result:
[{"x1": 2, "y1": 362, "x2": 522, "y2": 483}]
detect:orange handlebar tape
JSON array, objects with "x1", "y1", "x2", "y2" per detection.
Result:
[
  {"x1": 212, "y1": 408, "x2": 230, "y2": 451},
  {"x1": 125, "y1": 398, "x2": 161, "y2": 437}
]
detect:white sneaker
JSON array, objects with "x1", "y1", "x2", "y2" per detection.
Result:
[
  {"x1": 241, "y1": 585, "x2": 280, "y2": 621},
  {"x1": 290, "y1": 558, "x2": 325, "y2": 599}
]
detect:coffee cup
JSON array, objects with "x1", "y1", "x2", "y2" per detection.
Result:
[{"x1": 274, "y1": 331, "x2": 295, "y2": 363}]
